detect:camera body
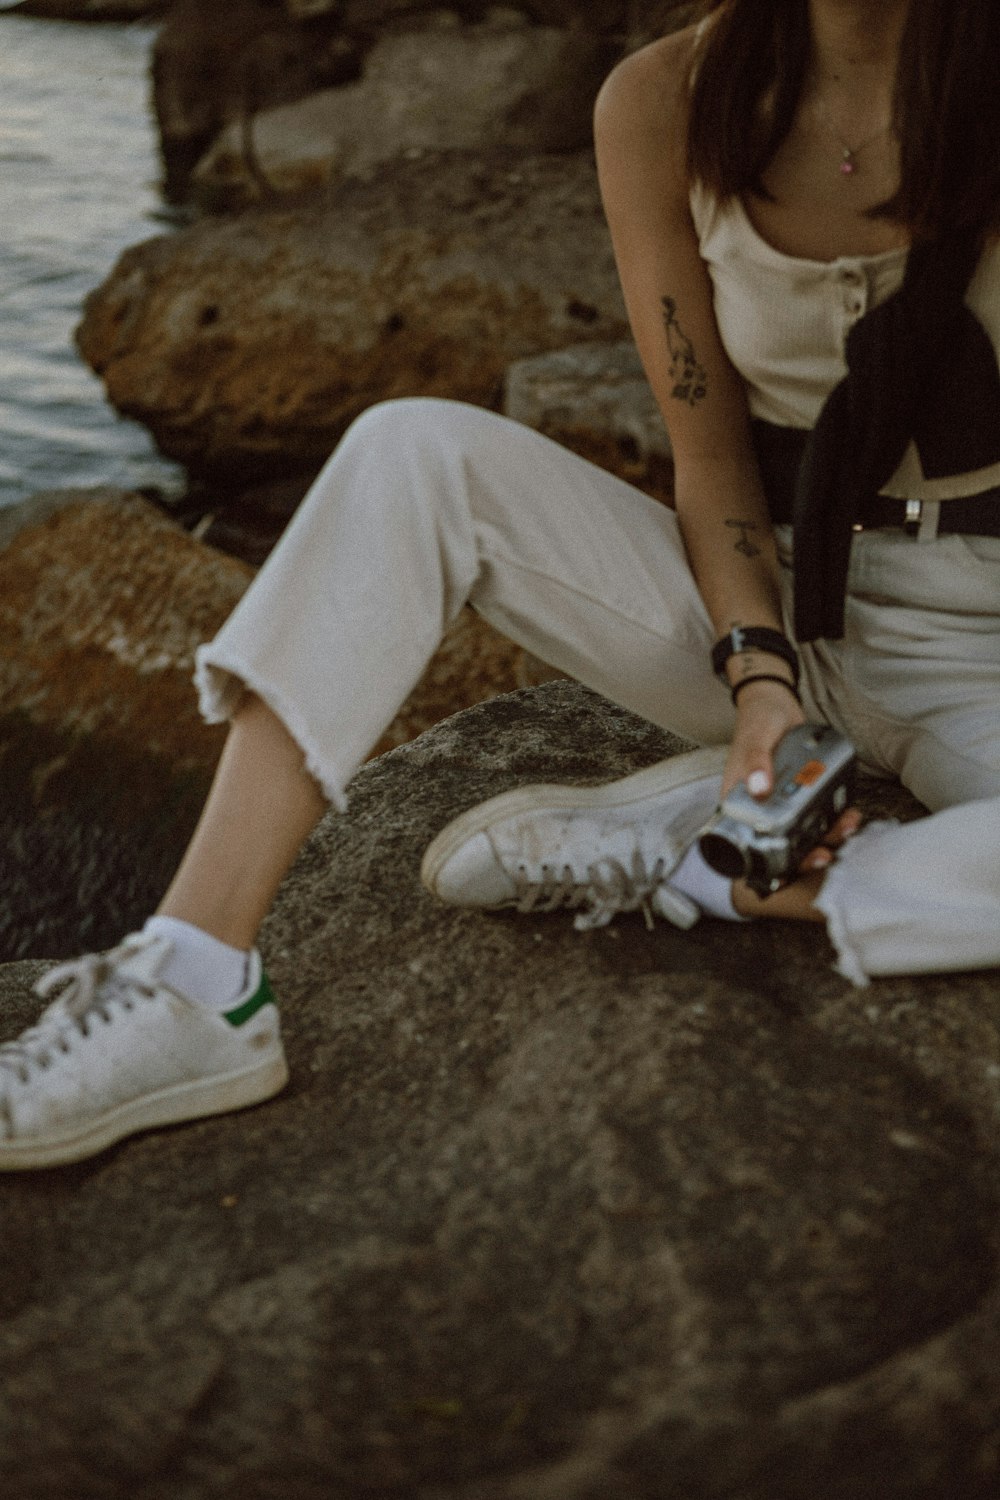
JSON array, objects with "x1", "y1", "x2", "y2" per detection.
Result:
[{"x1": 698, "y1": 724, "x2": 857, "y2": 896}]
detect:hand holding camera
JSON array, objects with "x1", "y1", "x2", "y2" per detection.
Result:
[{"x1": 699, "y1": 724, "x2": 858, "y2": 896}]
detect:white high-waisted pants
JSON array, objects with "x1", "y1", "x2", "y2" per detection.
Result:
[{"x1": 195, "y1": 398, "x2": 1000, "y2": 985}]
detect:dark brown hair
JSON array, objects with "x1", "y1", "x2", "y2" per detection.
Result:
[{"x1": 686, "y1": 0, "x2": 1000, "y2": 239}]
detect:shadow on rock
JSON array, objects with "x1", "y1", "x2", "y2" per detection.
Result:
[{"x1": 1, "y1": 682, "x2": 999, "y2": 1499}]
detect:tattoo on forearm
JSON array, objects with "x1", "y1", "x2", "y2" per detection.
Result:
[
  {"x1": 725, "y1": 519, "x2": 762, "y2": 558},
  {"x1": 661, "y1": 296, "x2": 707, "y2": 406}
]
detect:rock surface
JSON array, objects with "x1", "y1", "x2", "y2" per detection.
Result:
[
  {"x1": 191, "y1": 19, "x2": 616, "y2": 210},
  {"x1": 0, "y1": 489, "x2": 250, "y2": 770},
  {"x1": 1, "y1": 681, "x2": 999, "y2": 1500},
  {"x1": 504, "y1": 340, "x2": 674, "y2": 502},
  {"x1": 0, "y1": 490, "x2": 249, "y2": 960},
  {"x1": 152, "y1": 0, "x2": 361, "y2": 202},
  {"x1": 0, "y1": 489, "x2": 528, "y2": 959},
  {"x1": 178, "y1": 342, "x2": 675, "y2": 562},
  {"x1": 76, "y1": 151, "x2": 627, "y2": 483},
  {"x1": 151, "y1": 0, "x2": 695, "y2": 201}
]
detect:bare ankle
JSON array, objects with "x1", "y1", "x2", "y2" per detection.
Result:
[{"x1": 732, "y1": 871, "x2": 828, "y2": 923}]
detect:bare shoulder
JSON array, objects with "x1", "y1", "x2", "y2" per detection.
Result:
[{"x1": 594, "y1": 25, "x2": 701, "y2": 153}]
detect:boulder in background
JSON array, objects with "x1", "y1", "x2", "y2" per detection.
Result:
[
  {"x1": 152, "y1": 0, "x2": 364, "y2": 201},
  {"x1": 150, "y1": 0, "x2": 697, "y2": 201},
  {"x1": 0, "y1": 489, "x2": 530, "y2": 959},
  {"x1": 76, "y1": 150, "x2": 628, "y2": 484},
  {"x1": 191, "y1": 17, "x2": 617, "y2": 209},
  {"x1": 504, "y1": 340, "x2": 674, "y2": 502}
]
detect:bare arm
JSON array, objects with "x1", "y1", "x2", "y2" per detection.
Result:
[{"x1": 594, "y1": 35, "x2": 804, "y2": 793}]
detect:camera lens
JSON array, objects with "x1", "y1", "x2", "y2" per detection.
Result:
[{"x1": 698, "y1": 830, "x2": 748, "y2": 879}]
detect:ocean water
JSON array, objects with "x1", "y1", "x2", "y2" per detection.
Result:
[{"x1": 0, "y1": 13, "x2": 184, "y2": 509}]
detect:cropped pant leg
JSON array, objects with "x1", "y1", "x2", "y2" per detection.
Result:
[
  {"x1": 196, "y1": 397, "x2": 734, "y2": 810},
  {"x1": 799, "y1": 531, "x2": 1000, "y2": 984},
  {"x1": 196, "y1": 397, "x2": 1000, "y2": 985}
]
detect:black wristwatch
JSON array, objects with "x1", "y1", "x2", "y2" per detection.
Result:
[{"x1": 711, "y1": 626, "x2": 800, "y2": 687}]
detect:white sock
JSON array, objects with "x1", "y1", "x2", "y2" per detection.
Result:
[
  {"x1": 670, "y1": 843, "x2": 748, "y2": 922},
  {"x1": 142, "y1": 915, "x2": 251, "y2": 1010}
]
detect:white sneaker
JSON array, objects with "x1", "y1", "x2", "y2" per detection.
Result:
[
  {"x1": 0, "y1": 931, "x2": 288, "y2": 1170},
  {"x1": 421, "y1": 745, "x2": 727, "y2": 932}
]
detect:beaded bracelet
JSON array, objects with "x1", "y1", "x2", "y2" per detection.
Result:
[{"x1": 730, "y1": 673, "x2": 802, "y2": 707}]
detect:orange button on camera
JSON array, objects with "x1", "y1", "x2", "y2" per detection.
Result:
[{"x1": 794, "y1": 759, "x2": 826, "y2": 787}]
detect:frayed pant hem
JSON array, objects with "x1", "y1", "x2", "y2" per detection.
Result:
[
  {"x1": 811, "y1": 820, "x2": 904, "y2": 988},
  {"x1": 193, "y1": 644, "x2": 350, "y2": 813},
  {"x1": 813, "y1": 864, "x2": 870, "y2": 987}
]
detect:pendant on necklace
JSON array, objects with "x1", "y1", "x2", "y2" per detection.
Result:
[{"x1": 840, "y1": 149, "x2": 857, "y2": 176}]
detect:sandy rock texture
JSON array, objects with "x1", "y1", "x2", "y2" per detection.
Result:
[
  {"x1": 0, "y1": 490, "x2": 529, "y2": 959},
  {"x1": 0, "y1": 489, "x2": 249, "y2": 771},
  {"x1": 76, "y1": 151, "x2": 627, "y2": 484},
  {"x1": 1, "y1": 682, "x2": 998, "y2": 1500},
  {"x1": 0, "y1": 490, "x2": 249, "y2": 959},
  {"x1": 191, "y1": 18, "x2": 616, "y2": 210},
  {"x1": 504, "y1": 341, "x2": 674, "y2": 502}
]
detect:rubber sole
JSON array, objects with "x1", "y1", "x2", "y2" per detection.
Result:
[
  {"x1": 0, "y1": 1053, "x2": 289, "y2": 1171},
  {"x1": 420, "y1": 744, "x2": 728, "y2": 895}
]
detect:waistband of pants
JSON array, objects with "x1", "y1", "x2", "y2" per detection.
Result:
[{"x1": 751, "y1": 419, "x2": 1000, "y2": 539}]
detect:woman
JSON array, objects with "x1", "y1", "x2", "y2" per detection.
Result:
[{"x1": 2, "y1": 0, "x2": 999, "y2": 1169}]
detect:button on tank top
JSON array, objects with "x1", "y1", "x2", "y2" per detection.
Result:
[{"x1": 688, "y1": 178, "x2": 1000, "y2": 502}]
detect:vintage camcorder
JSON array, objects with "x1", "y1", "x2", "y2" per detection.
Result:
[{"x1": 698, "y1": 724, "x2": 857, "y2": 896}]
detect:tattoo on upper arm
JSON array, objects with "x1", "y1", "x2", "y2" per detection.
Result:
[
  {"x1": 661, "y1": 296, "x2": 708, "y2": 406},
  {"x1": 725, "y1": 519, "x2": 762, "y2": 558}
]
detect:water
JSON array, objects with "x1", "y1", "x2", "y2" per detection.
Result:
[{"x1": 0, "y1": 13, "x2": 184, "y2": 508}]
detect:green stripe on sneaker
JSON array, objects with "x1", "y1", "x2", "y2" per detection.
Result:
[{"x1": 224, "y1": 969, "x2": 277, "y2": 1027}]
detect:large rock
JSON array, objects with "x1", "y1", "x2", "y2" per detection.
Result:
[
  {"x1": 152, "y1": 0, "x2": 362, "y2": 202},
  {"x1": 1, "y1": 681, "x2": 998, "y2": 1499},
  {"x1": 151, "y1": 0, "x2": 695, "y2": 200},
  {"x1": 504, "y1": 340, "x2": 674, "y2": 501},
  {"x1": 179, "y1": 340, "x2": 674, "y2": 558},
  {"x1": 0, "y1": 489, "x2": 528, "y2": 959},
  {"x1": 0, "y1": 490, "x2": 250, "y2": 960},
  {"x1": 191, "y1": 17, "x2": 617, "y2": 210},
  {"x1": 0, "y1": 489, "x2": 250, "y2": 770},
  {"x1": 172, "y1": 339, "x2": 674, "y2": 561},
  {"x1": 76, "y1": 150, "x2": 627, "y2": 483}
]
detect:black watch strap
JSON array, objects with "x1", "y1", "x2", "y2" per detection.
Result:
[{"x1": 711, "y1": 626, "x2": 800, "y2": 686}]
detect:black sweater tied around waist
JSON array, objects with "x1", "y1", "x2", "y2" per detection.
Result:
[{"x1": 751, "y1": 227, "x2": 1000, "y2": 643}]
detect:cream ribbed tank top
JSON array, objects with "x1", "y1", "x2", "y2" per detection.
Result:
[{"x1": 688, "y1": 178, "x2": 1000, "y2": 501}]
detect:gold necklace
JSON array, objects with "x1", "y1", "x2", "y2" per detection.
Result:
[{"x1": 814, "y1": 101, "x2": 893, "y2": 176}]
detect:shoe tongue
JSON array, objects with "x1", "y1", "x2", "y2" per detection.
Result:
[{"x1": 111, "y1": 934, "x2": 171, "y2": 990}]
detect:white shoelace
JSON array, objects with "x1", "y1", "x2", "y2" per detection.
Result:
[
  {"x1": 0, "y1": 947, "x2": 157, "y2": 1087},
  {"x1": 512, "y1": 850, "x2": 673, "y2": 931}
]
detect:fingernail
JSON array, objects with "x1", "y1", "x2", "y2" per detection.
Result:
[{"x1": 747, "y1": 771, "x2": 770, "y2": 796}]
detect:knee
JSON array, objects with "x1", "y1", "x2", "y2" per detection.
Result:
[
  {"x1": 339, "y1": 396, "x2": 479, "y2": 466},
  {"x1": 308, "y1": 397, "x2": 509, "y2": 534}
]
